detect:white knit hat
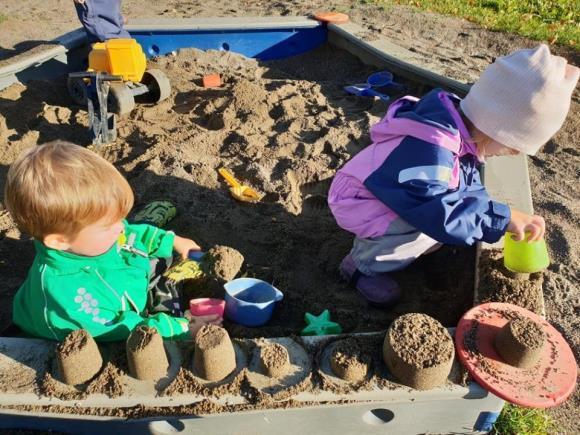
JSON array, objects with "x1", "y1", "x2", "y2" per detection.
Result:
[{"x1": 460, "y1": 44, "x2": 579, "y2": 155}]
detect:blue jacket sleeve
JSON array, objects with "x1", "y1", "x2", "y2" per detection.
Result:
[{"x1": 363, "y1": 137, "x2": 511, "y2": 245}]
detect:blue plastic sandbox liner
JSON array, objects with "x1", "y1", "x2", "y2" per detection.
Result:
[{"x1": 131, "y1": 26, "x2": 328, "y2": 60}]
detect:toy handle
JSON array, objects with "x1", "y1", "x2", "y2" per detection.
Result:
[
  {"x1": 274, "y1": 288, "x2": 284, "y2": 302},
  {"x1": 188, "y1": 250, "x2": 205, "y2": 261},
  {"x1": 218, "y1": 168, "x2": 241, "y2": 188},
  {"x1": 367, "y1": 88, "x2": 391, "y2": 102}
]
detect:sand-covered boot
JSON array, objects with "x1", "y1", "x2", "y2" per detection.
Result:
[
  {"x1": 132, "y1": 201, "x2": 177, "y2": 228},
  {"x1": 340, "y1": 254, "x2": 401, "y2": 307}
]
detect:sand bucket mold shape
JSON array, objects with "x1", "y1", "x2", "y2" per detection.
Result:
[{"x1": 224, "y1": 278, "x2": 284, "y2": 327}]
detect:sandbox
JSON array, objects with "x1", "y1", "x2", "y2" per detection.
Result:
[{"x1": 0, "y1": 15, "x2": 539, "y2": 434}]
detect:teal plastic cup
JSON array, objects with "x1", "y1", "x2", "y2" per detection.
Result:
[{"x1": 503, "y1": 232, "x2": 550, "y2": 274}]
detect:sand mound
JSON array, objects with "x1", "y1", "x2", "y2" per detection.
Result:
[
  {"x1": 202, "y1": 245, "x2": 244, "y2": 282},
  {"x1": 246, "y1": 337, "x2": 311, "y2": 397},
  {"x1": 126, "y1": 326, "x2": 169, "y2": 381},
  {"x1": 259, "y1": 343, "x2": 290, "y2": 378},
  {"x1": 495, "y1": 317, "x2": 546, "y2": 368},
  {"x1": 56, "y1": 329, "x2": 103, "y2": 385},
  {"x1": 329, "y1": 338, "x2": 370, "y2": 383},
  {"x1": 383, "y1": 313, "x2": 454, "y2": 390},
  {"x1": 193, "y1": 324, "x2": 237, "y2": 381},
  {"x1": 478, "y1": 251, "x2": 544, "y2": 314}
]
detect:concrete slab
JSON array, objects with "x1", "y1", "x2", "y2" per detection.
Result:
[
  {"x1": 328, "y1": 22, "x2": 470, "y2": 96},
  {"x1": 481, "y1": 155, "x2": 534, "y2": 247},
  {"x1": 0, "y1": 394, "x2": 504, "y2": 435}
]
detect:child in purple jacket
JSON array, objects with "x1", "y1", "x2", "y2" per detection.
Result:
[
  {"x1": 328, "y1": 45, "x2": 578, "y2": 306},
  {"x1": 73, "y1": 0, "x2": 130, "y2": 43}
]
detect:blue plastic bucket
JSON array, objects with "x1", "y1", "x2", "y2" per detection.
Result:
[{"x1": 224, "y1": 278, "x2": 284, "y2": 327}]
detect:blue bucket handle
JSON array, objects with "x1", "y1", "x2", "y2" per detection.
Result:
[{"x1": 274, "y1": 287, "x2": 284, "y2": 302}]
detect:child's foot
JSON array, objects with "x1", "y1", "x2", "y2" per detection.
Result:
[
  {"x1": 339, "y1": 254, "x2": 401, "y2": 307},
  {"x1": 132, "y1": 201, "x2": 177, "y2": 227}
]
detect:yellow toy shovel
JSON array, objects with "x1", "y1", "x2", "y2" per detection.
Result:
[{"x1": 218, "y1": 168, "x2": 260, "y2": 203}]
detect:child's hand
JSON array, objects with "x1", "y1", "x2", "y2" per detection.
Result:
[
  {"x1": 507, "y1": 209, "x2": 545, "y2": 242},
  {"x1": 173, "y1": 235, "x2": 201, "y2": 260},
  {"x1": 188, "y1": 313, "x2": 223, "y2": 337}
]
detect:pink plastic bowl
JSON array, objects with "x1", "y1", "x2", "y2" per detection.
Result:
[{"x1": 189, "y1": 298, "x2": 225, "y2": 317}]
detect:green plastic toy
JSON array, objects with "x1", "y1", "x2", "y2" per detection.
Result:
[
  {"x1": 301, "y1": 309, "x2": 342, "y2": 336},
  {"x1": 503, "y1": 231, "x2": 550, "y2": 274}
]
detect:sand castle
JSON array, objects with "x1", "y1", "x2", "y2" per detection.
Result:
[{"x1": 383, "y1": 313, "x2": 454, "y2": 390}]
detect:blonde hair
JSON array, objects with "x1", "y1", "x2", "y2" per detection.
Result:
[{"x1": 4, "y1": 141, "x2": 134, "y2": 239}]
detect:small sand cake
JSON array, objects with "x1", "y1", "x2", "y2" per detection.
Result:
[
  {"x1": 259, "y1": 343, "x2": 290, "y2": 378},
  {"x1": 383, "y1": 313, "x2": 454, "y2": 390},
  {"x1": 56, "y1": 329, "x2": 103, "y2": 385},
  {"x1": 330, "y1": 338, "x2": 370, "y2": 382},
  {"x1": 193, "y1": 324, "x2": 236, "y2": 381},
  {"x1": 126, "y1": 326, "x2": 169, "y2": 381},
  {"x1": 495, "y1": 317, "x2": 546, "y2": 369}
]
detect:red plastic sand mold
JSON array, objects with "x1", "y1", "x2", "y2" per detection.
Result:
[{"x1": 455, "y1": 302, "x2": 577, "y2": 408}]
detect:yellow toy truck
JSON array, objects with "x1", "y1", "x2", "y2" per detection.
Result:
[{"x1": 67, "y1": 38, "x2": 171, "y2": 116}]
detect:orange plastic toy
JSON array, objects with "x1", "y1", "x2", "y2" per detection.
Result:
[
  {"x1": 313, "y1": 12, "x2": 350, "y2": 24},
  {"x1": 203, "y1": 73, "x2": 222, "y2": 88}
]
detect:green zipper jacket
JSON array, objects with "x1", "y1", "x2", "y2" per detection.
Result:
[{"x1": 12, "y1": 222, "x2": 190, "y2": 342}]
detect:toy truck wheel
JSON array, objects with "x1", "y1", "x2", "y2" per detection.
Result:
[
  {"x1": 141, "y1": 69, "x2": 171, "y2": 103},
  {"x1": 107, "y1": 83, "x2": 136, "y2": 116},
  {"x1": 67, "y1": 76, "x2": 88, "y2": 106}
]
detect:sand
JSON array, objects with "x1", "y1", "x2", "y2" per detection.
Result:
[
  {"x1": 84, "y1": 362, "x2": 126, "y2": 398},
  {"x1": 202, "y1": 245, "x2": 244, "y2": 282},
  {"x1": 316, "y1": 335, "x2": 382, "y2": 394},
  {"x1": 259, "y1": 343, "x2": 290, "y2": 378},
  {"x1": 329, "y1": 338, "x2": 370, "y2": 382},
  {"x1": 246, "y1": 337, "x2": 312, "y2": 398},
  {"x1": 494, "y1": 317, "x2": 546, "y2": 369},
  {"x1": 383, "y1": 314, "x2": 454, "y2": 390},
  {"x1": 0, "y1": 1, "x2": 578, "y2": 430},
  {"x1": 126, "y1": 326, "x2": 169, "y2": 381},
  {"x1": 478, "y1": 250, "x2": 544, "y2": 315},
  {"x1": 56, "y1": 330, "x2": 103, "y2": 386},
  {"x1": 0, "y1": 42, "x2": 477, "y2": 342},
  {"x1": 192, "y1": 324, "x2": 236, "y2": 381}
]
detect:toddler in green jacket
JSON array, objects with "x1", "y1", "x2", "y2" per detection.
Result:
[{"x1": 5, "y1": 141, "x2": 203, "y2": 341}]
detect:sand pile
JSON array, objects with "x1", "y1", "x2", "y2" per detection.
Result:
[
  {"x1": 202, "y1": 245, "x2": 244, "y2": 282},
  {"x1": 126, "y1": 326, "x2": 169, "y2": 381},
  {"x1": 495, "y1": 317, "x2": 546, "y2": 368},
  {"x1": 56, "y1": 330, "x2": 103, "y2": 385},
  {"x1": 193, "y1": 324, "x2": 236, "y2": 381},
  {"x1": 168, "y1": 244, "x2": 244, "y2": 304},
  {"x1": 329, "y1": 338, "x2": 370, "y2": 382},
  {"x1": 478, "y1": 251, "x2": 544, "y2": 314},
  {"x1": 246, "y1": 337, "x2": 311, "y2": 397},
  {"x1": 383, "y1": 313, "x2": 454, "y2": 390},
  {"x1": 259, "y1": 343, "x2": 290, "y2": 378}
]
